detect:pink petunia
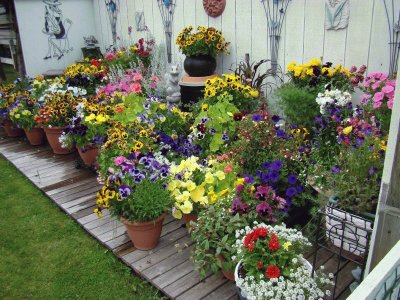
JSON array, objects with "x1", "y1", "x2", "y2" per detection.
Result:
[
  {"x1": 373, "y1": 92, "x2": 384, "y2": 102},
  {"x1": 224, "y1": 164, "x2": 233, "y2": 173},
  {"x1": 372, "y1": 80, "x2": 382, "y2": 91},
  {"x1": 373, "y1": 101, "x2": 382, "y2": 109},
  {"x1": 105, "y1": 83, "x2": 117, "y2": 94},
  {"x1": 150, "y1": 75, "x2": 160, "y2": 82},
  {"x1": 382, "y1": 84, "x2": 394, "y2": 94},
  {"x1": 130, "y1": 83, "x2": 142, "y2": 93},
  {"x1": 119, "y1": 81, "x2": 130, "y2": 92},
  {"x1": 387, "y1": 99, "x2": 393, "y2": 109},
  {"x1": 133, "y1": 73, "x2": 143, "y2": 82},
  {"x1": 105, "y1": 53, "x2": 115, "y2": 60}
]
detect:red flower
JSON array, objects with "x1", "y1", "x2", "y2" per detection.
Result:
[
  {"x1": 265, "y1": 265, "x2": 281, "y2": 279},
  {"x1": 268, "y1": 233, "x2": 280, "y2": 251},
  {"x1": 256, "y1": 261, "x2": 263, "y2": 269}
]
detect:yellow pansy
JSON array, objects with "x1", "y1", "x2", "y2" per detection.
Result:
[
  {"x1": 283, "y1": 241, "x2": 292, "y2": 251},
  {"x1": 342, "y1": 126, "x2": 353, "y2": 135},
  {"x1": 179, "y1": 200, "x2": 193, "y2": 214},
  {"x1": 186, "y1": 180, "x2": 196, "y2": 191},
  {"x1": 190, "y1": 185, "x2": 205, "y2": 203},
  {"x1": 205, "y1": 172, "x2": 215, "y2": 184},
  {"x1": 215, "y1": 171, "x2": 226, "y2": 181},
  {"x1": 235, "y1": 178, "x2": 245, "y2": 186}
]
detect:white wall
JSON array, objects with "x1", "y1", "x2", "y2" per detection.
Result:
[
  {"x1": 15, "y1": 0, "x2": 97, "y2": 77},
  {"x1": 92, "y1": 0, "x2": 398, "y2": 76}
]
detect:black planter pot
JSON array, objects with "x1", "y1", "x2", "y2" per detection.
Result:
[{"x1": 184, "y1": 55, "x2": 216, "y2": 77}]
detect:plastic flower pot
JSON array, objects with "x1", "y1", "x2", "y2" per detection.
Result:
[
  {"x1": 24, "y1": 128, "x2": 46, "y2": 146},
  {"x1": 3, "y1": 119, "x2": 24, "y2": 138},
  {"x1": 77, "y1": 146, "x2": 98, "y2": 166},
  {"x1": 234, "y1": 258, "x2": 313, "y2": 300},
  {"x1": 183, "y1": 55, "x2": 216, "y2": 77},
  {"x1": 43, "y1": 127, "x2": 74, "y2": 155},
  {"x1": 122, "y1": 214, "x2": 165, "y2": 250}
]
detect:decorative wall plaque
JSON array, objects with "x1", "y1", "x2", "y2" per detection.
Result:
[
  {"x1": 203, "y1": 0, "x2": 226, "y2": 18},
  {"x1": 325, "y1": 0, "x2": 350, "y2": 30}
]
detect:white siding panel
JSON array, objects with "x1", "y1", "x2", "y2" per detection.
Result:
[
  {"x1": 235, "y1": 0, "x2": 252, "y2": 72},
  {"x1": 284, "y1": 0, "x2": 306, "y2": 65},
  {"x1": 221, "y1": 0, "x2": 237, "y2": 73},
  {"x1": 302, "y1": 0, "x2": 325, "y2": 63}
]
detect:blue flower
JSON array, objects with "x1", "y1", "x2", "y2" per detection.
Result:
[
  {"x1": 288, "y1": 174, "x2": 298, "y2": 185},
  {"x1": 285, "y1": 187, "x2": 297, "y2": 198},
  {"x1": 270, "y1": 160, "x2": 283, "y2": 171},
  {"x1": 252, "y1": 114, "x2": 262, "y2": 122},
  {"x1": 269, "y1": 171, "x2": 280, "y2": 183},
  {"x1": 331, "y1": 165, "x2": 340, "y2": 174},
  {"x1": 271, "y1": 115, "x2": 281, "y2": 122}
]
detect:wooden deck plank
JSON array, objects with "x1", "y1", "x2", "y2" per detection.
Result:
[
  {"x1": 152, "y1": 259, "x2": 196, "y2": 289},
  {"x1": 203, "y1": 281, "x2": 237, "y2": 300},
  {"x1": 47, "y1": 177, "x2": 97, "y2": 196},
  {"x1": 176, "y1": 273, "x2": 228, "y2": 300},
  {"x1": 163, "y1": 271, "x2": 213, "y2": 299}
]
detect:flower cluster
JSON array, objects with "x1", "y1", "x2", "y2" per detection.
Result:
[
  {"x1": 286, "y1": 58, "x2": 357, "y2": 92},
  {"x1": 203, "y1": 74, "x2": 259, "y2": 112},
  {"x1": 176, "y1": 26, "x2": 229, "y2": 58},
  {"x1": 234, "y1": 223, "x2": 332, "y2": 300},
  {"x1": 168, "y1": 155, "x2": 236, "y2": 218},
  {"x1": 315, "y1": 89, "x2": 352, "y2": 114}
]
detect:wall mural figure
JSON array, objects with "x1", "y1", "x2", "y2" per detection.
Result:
[
  {"x1": 42, "y1": 0, "x2": 73, "y2": 60},
  {"x1": 105, "y1": 0, "x2": 119, "y2": 46}
]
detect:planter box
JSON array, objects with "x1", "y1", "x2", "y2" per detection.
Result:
[{"x1": 325, "y1": 205, "x2": 374, "y2": 257}]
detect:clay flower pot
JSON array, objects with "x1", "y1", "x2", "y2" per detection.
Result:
[
  {"x1": 216, "y1": 255, "x2": 235, "y2": 281},
  {"x1": 43, "y1": 126, "x2": 73, "y2": 155},
  {"x1": 182, "y1": 213, "x2": 198, "y2": 224},
  {"x1": 122, "y1": 214, "x2": 166, "y2": 250},
  {"x1": 24, "y1": 128, "x2": 46, "y2": 145},
  {"x1": 77, "y1": 146, "x2": 98, "y2": 166},
  {"x1": 3, "y1": 119, "x2": 24, "y2": 137}
]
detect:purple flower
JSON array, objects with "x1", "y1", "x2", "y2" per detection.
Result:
[
  {"x1": 118, "y1": 184, "x2": 132, "y2": 199},
  {"x1": 331, "y1": 165, "x2": 341, "y2": 174},
  {"x1": 288, "y1": 174, "x2": 298, "y2": 185},
  {"x1": 222, "y1": 133, "x2": 229, "y2": 141},
  {"x1": 356, "y1": 137, "x2": 364, "y2": 147},
  {"x1": 236, "y1": 184, "x2": 244, "y2": 194},
  {"x1": 297, "y1": 185, "x2": 304, "y2": 193},
  {"x1": 252, "y1": 114, "x2": 262, "y2": 122},
  {"x1": 270, "y1": 160, "x2": 283, "y2": 171},
  {"x1": 285, "y1": 187, "x2": 297, "y2": 198},
  {"x1": 271, "y1": 115, "x2": 281, "y2": 122},
  {"x1": 255, "y1": 185, "x2": 272, "y2": 200},
  {"x1": 269, "y1": 171, "x2": 280, "y2": 183},
  {"x1": 256, "y1": 202, "x2": 271, "y2": 218},
  {"x1": 368, "y1": 166, "x2": 375, "y2": 175},
  {"x1": 261, "y1": 162, "x2": 271, "y2": 169},
  {"x1": 231, "y1": 198, "x2": 248, "y2": 214},
  {"x1": 159, "y1": 165, "x2": 170, "y2": 178},
  {"x1": 209, "y1": 128, "x2": 216, "y2": 135},
  {"x1": 243, "y1": 174, "x2": 254, "y2": 184},
  {"x1": 120, "y1": 162, "x2": 134, "y2": 173},
  {"x1": 201, "y1": 117, "x2": 209, "y2": 124},
  {"x1": 260, "y1": 172, "x2": 271, "y2": 184},
  {"x1": 276, "y1": 129, "x2": 286, "y2": 138}
]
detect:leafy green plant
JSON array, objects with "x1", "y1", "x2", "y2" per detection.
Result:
[
  {"x1": 191, "y1": 201, "x2": 250, "y2": 277},
  {"x1": 276, "y1": 83, "x2": 319, "y2": 129}
]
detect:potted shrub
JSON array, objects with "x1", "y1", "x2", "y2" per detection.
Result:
[
  {"x1": 176, "y1": 26, "x2": 229, "y2": 77},
  {"x1": 95, "y1": 152, "x2": 172, "y2": 250},
  {"x1": 233, "y1": 222, "x2": 333, "y2": 299}
]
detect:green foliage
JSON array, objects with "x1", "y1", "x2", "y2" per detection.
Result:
[
  {"x1": 0, "y1": 158, "x2": 164, "y2": 300},
  {"x1": 110, "y1": 179, "x2": 172, "y2": 223},
  {"x1": 191, "y1": 202, "x2": 251, "y2": 278},
  {"x1": 276, "y1": 84, "x2": 319, "y2": 129},
  {"x1": 112, "y1": 94, "x2": 146, "y2": 125}
]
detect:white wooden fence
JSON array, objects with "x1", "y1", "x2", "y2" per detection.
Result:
[{"x1": 93, "y1": 0, "x2": 399, "y2": 75}]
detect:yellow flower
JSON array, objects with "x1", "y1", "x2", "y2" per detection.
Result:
[
  {"x1": 282, "y1": 241, "x2": 292, "y2": 251},
  {"x1": 172, "y1": 207, "x2": 183, "y2": 219},
  {"x1": 179, "y1": 200, "x2": 193, "y2": 214},
  {"x1": 186, "y1": 180, "x2": 196, "y2": 191},
  {"x1": 307, "y1": 58, "x2": 321, "y2": 67},
  {"x1": 159, "y1": 103, "x2": 167, "y2": 110},
  {"x1": 219, "y1": 189, "x2": 229, "y2": 197},
  {"x1": 190, "y1": 185, "x2": 205, "y2": 203},
  {"x1": 287, "y1": 61, "x2": 297, "y2": 72},
  {"x1": 176, "y1": 191, "x2": 190, "y2": 203},
  {"x1": 249, "y1": 89, "x2": 259, "y2": 98},
  {"x1": 235, "y1": 178, "x2": 245, "y2": 186},
  {"x1": 342, "y1": 126, "x2": 353, "y2": 135},
  {"x1": 215, "y1": 171, "x2": 225, "y2": 181}
]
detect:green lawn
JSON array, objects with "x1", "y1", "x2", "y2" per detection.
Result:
[{"x1": 0, "y1": 157, "x2": 165, "y2": 300}]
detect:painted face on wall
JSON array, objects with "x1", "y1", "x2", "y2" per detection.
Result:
[{"x1": 203, "y1": 0, "x2": 226, "y2": 18}]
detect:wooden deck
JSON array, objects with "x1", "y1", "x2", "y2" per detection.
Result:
[{"x1": 0, "y1": 134, "x2": 356, "y2": 300}]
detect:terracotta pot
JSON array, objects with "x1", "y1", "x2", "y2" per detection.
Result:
[
  {"x1": 3, "y1": 119, "x2": 24, "y2": 137},
  {"x1": 182, "y1": 213, "x2": 198, "y2": 224},
  {"x1": 184, "y1": 55, "x2": 216, "y2": 77},
  {"x1": 43, "y1": 126, "x2": 73, "y2": 154},
  {"x1": 24, "y1": 128, "x2": 46, "y2": 145},
  {"x1": 122, "y1": 214, "x2": 165, "y2": 250},
  {"x1": 216, "y1": 255, "x2": 235, "y2": 281},
  {"x1": 77, "y1": 146, "x2": 98, "y2": 166}
]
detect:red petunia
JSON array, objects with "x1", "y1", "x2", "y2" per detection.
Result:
[{"x1": 265, "y1": 265, "x2": 281, "y2": 279}]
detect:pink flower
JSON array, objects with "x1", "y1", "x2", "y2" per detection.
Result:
[
  {"x1": 114, "y1": 156, "x2": 127, "y2": 166},
  {"x1": 119, "y1": 81, "x2": 130, "y2": 92},
  {"x1": 148, "y1": 82, "x2": 157, "y2": 89},
  {"x1": 387, "y1": 99, "x2": 393, "y2": 109},
  {"x1": 224, "y1": 164, "x2": 233, "y2": 173},
  {"x1": 359, "y1": 65, "x2": 367, "y2": 73},
  {"x1": 130, "y1": 83, "x2": 142, "y2": 93},
  {"x1": 350, "y1": 66, "x2": 357, "y2": 73},
  {"x1": 372, "y1": 80, "x2": 382, "y2": 91},
  {"x1": 105, "y1": 83, "x2": 117, "y2": 94},
  {"x1": 105, "y1": 53, "x2": 115, "y2": 60},
  {"x1": 133, "y1": 73, "x2": 143, "y2": 82},
  {"x1": 373, "y1": 92, "x2": 384, "y2": 102},
  {"x1": 379, "y1": 73, "x2": 388, "y2": 81},
  {"x1": 150, "y1": 75, "x2": 160, "y2": 82},
  {"x1": 382, "y1": 84, "x2": 394, "y2": 94},
  {"x1": 373, "y1": 101, "x2": 382, "y2": 109}
]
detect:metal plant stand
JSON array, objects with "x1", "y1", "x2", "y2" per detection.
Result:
[
  {"x1": 311, "y1": 207, "x2": 374, "y2": 299},
  {"x1": 383, "y1": 0, "x2": 400, "y2": 77},
  {"x1": 260, "y1": 0, "x2": 291, "y2": 74},
  {"x1": 157, "y1": 0, "x2": 176, "y2": 64}
]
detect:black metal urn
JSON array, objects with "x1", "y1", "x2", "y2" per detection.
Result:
[{"x1": 183, "y1": 55, "x2": 216, "y2": 77}]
